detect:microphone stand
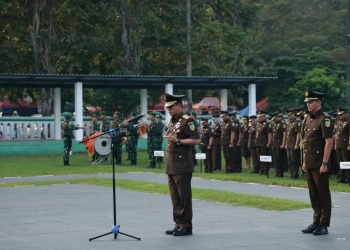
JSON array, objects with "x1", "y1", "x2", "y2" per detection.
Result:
[{"x1": 82, "y1": 123, "x2": 141, "y2": 242}]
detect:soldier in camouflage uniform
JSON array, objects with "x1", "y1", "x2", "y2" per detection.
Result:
[
  {"x1": 89, "y1": 113, "x2": 100, "y2": 162},
  {"x1": 61, "y1": 112, "x2": 81, "y2": 166},
  {"x1": 126, "y1": 112, "x2": 139, "y2": 165},
  {"x1": 90, "y1": 114, "x2": 99, "y2": 135},
  {"x1": 147, "y1": 112, "x2": 158, "y2": 168},
  {"x1": 99, "y1": 111, "x2": 110, "y2": 132},
  {"x1": 156, "y1": 114, "x2": 165, "y2": 163},
  {"x1": 111, "y1": 111, "x2": 123, "y2": 164}
]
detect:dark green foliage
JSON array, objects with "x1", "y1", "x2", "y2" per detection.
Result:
[{"x1": 0, "y1": 0, "x2": 348, "y2": 112}]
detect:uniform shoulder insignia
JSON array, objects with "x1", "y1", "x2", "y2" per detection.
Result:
[
  {"x1": 324, "y1": 117, "x2": 331, "y2": 128},
  {"x1": 182, "y1": 114, "x2": 190, "y2": 119},
  {"x1": 188, "y1": 121, "x2": 195, "y2": 131}
]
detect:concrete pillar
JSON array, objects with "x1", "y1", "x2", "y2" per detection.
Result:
[
  {"x1": 248, "y1": 83, "x2": 257, "y2": 115},
  {"x1": 165, "y1": 83, "x2": 173, "y2": 125},
  {"x1": 54, "y1": 88, "x2": 61, "y2": 140},
  {"x1": 74, "y1": 82, "x2": 83, "y2": 141},
  {"x1": 140, "y1": 89, "x2": 148, "y2": 122},
  {"x1": 220, "y1": 89, "x2": 228, "y2": 111}
]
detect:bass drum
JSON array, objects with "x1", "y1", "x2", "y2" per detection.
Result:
[{"x1": 94, "y1": 136, "x2": 112, "y2": 156}]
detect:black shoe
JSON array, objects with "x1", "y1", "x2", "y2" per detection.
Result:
[
  {"x1": 313, "y1": 226, "x2": 328, "y2": 235},
  {"x1": 301, "y1": 223, "x2": 319, "y2": 233},
  {"x1": 173, "y1": 227, "x2": 192, "y2": 236},
  {"x1": 165, "y1": 227, "x2": 179, "y2": 235}
]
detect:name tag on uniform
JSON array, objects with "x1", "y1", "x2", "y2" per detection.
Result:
[
  {"x1": 340, "y1": 162, "x2": 350, "y2": 169},
  {"x1": 154, "y1": 151, "x2": 164, "y2": 157},
  {"x1": 260, "y1": 155, "x2": 272, "y2": 162},
  {"x1": 195, "y1": 153, "x2": 206, "y2": 160}
]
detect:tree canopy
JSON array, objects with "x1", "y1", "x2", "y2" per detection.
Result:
[{"x1": 0, "y1": 0, "x2": 348, "y2": 114}]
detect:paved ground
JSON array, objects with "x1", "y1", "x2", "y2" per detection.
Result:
[{"x1": 0, "y1": 173, "x2": 349, "y2": 250}]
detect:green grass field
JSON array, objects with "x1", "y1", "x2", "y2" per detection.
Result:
[
  {"x1": 1, "y1": 152, "x2": 349, "y2": 192},
  {"x1": 0, "y1": 178, "x2": 309, "y2": 211}
]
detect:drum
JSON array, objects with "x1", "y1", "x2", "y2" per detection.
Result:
[{"x1": 94, "y1": 136, "x2": 112, "y2": 156}]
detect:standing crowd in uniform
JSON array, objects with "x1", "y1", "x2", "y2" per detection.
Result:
[
  {"x1": 63, "y1": 99, "x2": 350, "y2": 186},
  {"x1": 198, "y1": 104, "x2": 350, "y2": 185}
]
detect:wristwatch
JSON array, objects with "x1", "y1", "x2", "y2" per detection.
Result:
[
  {"x1": 176, "y1": 139, "x2": 181, "y2": 145},
  {"x1": 322, "y1": 161, "x2": 328, "y2": 166}
]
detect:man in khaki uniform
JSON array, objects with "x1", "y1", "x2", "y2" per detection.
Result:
[
  {"x1": 220, "y1": 111, "x2": 234, "y2": 173},
  {"x1": 334, "y1": 108, "x2": 350, "y2": 183},
  {"x1": 285, "y1": 108, "x2": 301, "y2": 178},
  {"x1": 164, "y1": 93, "x2": 200, "y2": 237},
  {"x1": 211, "y1": 112, "x2": 222, "y2": 170},
  {"x1": 255, "y1": 110, "x2": 272, "y2": 176},
  {"x1": 301, "y1": 90, "x2": 333, "y2": 236},
  {"x1": 271, "y1": 112, "x2": 286, "y2": 177},
  {"x1": 248, "y1": 115, "x2": 259, "y2": 173},
  {"x1": 199, "y1": 118, "x2": 213, "y2": 173},
  {"x1": 230, "y1": 111, "x2": 242, "y2": 172},
  {"x1": 239, "y1": 116, "x2": 251, "y2": 170}
]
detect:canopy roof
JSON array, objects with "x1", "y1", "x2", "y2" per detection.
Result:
[
  {"x1": 192, "y1": 97, "x2": 221, "y2": 110},
  {"x1": 0, "y1": 73, "x2": 277, "y2": 89}
]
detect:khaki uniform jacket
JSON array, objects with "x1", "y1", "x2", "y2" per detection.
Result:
[
  {"x1": 334, "y1": 118, "x2": 350, "y2": 150},
  {"x1": 255, "y1": 120, "x2": 271, "y2": 147},
  {"x1": 220, "y1": 122, "x2": 233, "y2": 146},
  {"x1": 231, "y1": 120, "x2": 240, "y2": 144},
  {"x1": 200, "y1": 126, "x2": 212, "y2": 150},
  {"x1": 272, "y1": 121, "x2": 286, "y2": 148},
  {"x1": 302, "y1": 109, "x2": 333, "y2": 169},
  {"x1": 239, "y1": 123, "x2": 249, "y2": 147},
  {"x1": 286, "y1": 120, "x2": 300, "y2": 149},
  {"x1": 248, "y1": 122, "x2": 257, "y2": 148},
  {"x1": 165, "y1": 113, "x2": 200, "y2": 175}
]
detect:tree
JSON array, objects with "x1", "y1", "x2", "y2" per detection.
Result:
[{"x1": 289, "y1": 67, "x2": 347, "y2": 111}]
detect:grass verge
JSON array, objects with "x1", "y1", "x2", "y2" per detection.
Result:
[
  {"x1": 1, "y1": 153, "x2": 349, "y2": 192},
  {"x1": 0, "y1": 178, "x2": 309, "y2": 211}
]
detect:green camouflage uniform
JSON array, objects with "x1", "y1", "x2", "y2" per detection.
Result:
[
  {"x1": 155, "y1": 121, "x2": 164, "y2": 163},
  {"x1": 90, "y1": 121, "x2": 99, "y2": 134},
  {"x1": 61, "y1": 116, "x2": 79, "y2": 166},
  {"x1": 127, "y1": 123, "x2": 139, "y2": 165},
  {"x1": 112, "y1": 118, "x2": 123, "y2": 164},
  {"x1": 147, "y1": 121, "x2": 158, "y2": 168},
  {"x1": 89, "y1": 115, "x2": 100, "y2": 161},
  {"x1": 100, "y1": 119, "x2": 110, "y2": 133}
]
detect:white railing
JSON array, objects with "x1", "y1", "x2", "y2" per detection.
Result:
[{"x1": 0, "y1": 117, "x2": 93, "y2": 141}]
